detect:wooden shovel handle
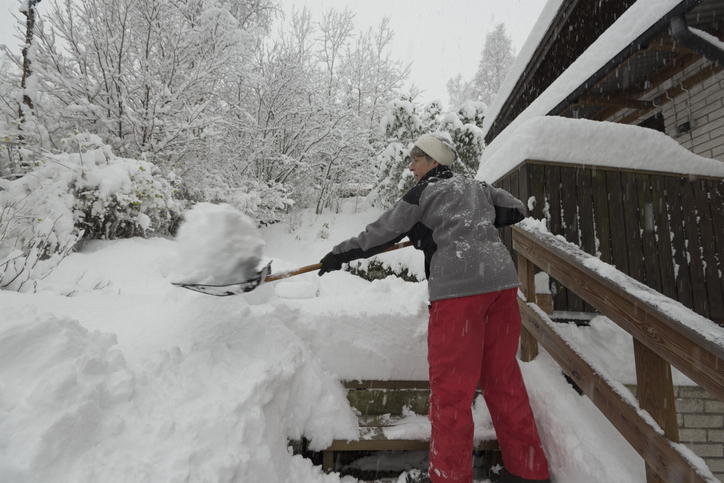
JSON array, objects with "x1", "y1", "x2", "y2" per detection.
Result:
[{"x1": 265, "y1": 240, "x2": 413, "y2": 282}]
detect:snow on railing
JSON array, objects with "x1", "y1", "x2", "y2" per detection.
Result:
[{"x1": 514, "y1": 218, "x2": 724, "y2": 483}]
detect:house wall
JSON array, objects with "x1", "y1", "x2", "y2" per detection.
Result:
[
  {"x1": 610, "y1": 58, "x2": 724, "y2": 162},
  {"x1": 627, "y1": 384, "x2": 724, "y2": 481}
]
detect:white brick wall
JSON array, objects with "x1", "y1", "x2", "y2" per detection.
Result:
[
  {"x1": 625, "y1": 384, "x2": 724, "y2": 480},
  {"x1": 673, "y1": 385, "x2": 724, "y2": 480},
  {"x1": 607, "y1": 58, "x2": 724, "y2": 163}
]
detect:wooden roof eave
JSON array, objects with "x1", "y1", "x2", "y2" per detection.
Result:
[
  {"x1": 484, "y1": 0, "x2": 635, "y2": 145},
  {"x1": 546, "y1": 0, "x2": 701, "y2": 118}
]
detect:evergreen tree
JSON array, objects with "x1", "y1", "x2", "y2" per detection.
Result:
[
  {"x1": 447, "y1": 23, "x2": 515, "y2": 108},
  {"x1": 373, "y1": 99, "x2": 485, "y2": 208}
]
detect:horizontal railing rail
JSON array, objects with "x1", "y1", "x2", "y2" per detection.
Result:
[{"x1": 514, "y1": 221, "x2": 724, "y2": 483}]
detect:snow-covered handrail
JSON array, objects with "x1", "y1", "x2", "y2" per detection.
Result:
[
  {"x1": 514, "y1": 219, "x2": 724, "y2": 398},
  {"x1": 513, "y1": 218, "x2": 724, "y2": 483}
]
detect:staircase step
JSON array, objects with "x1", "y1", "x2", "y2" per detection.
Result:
[
  {"x1": 347, "y1": 388, "x2": 430, "y2": 416},
  {"x1": 322, "y1": 381, "x2": 498, "y2": 474}
]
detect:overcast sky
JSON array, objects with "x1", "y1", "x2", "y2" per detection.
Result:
[{"x1": 0, "y1": 0, "x2": 548, "y2": 108}]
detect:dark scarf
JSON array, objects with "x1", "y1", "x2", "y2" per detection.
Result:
[{"x1": 418, "y1": 164, "x2": 453, "y2": 185}]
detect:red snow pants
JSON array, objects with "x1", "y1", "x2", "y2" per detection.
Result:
[{"x1": 427, "y1": 288, "x2": 549, "y2": 482}]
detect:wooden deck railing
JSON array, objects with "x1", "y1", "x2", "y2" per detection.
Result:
[{"x1": 514, "y1": 222, "x2": 724, "y2": 483}]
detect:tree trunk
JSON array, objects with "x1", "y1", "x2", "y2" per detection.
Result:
[{"x1": 19, "y1": 0, "x2": 40, "y2": 121}]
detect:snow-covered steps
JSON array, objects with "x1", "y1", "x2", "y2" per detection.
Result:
[{"x1": 322, "y1": 380, "x2": 499, "y2": 475}]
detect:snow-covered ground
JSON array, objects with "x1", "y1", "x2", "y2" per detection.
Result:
[{"x1": 3, "y1": 196, "x2": 702, "y2": 483}]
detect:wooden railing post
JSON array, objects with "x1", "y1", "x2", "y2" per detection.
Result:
[
  {"x1": 634, "y1": 339, "x2": 680, "y2": 483},
  {"x1": 517, "y1": 252, "x2": 538, "y2": 362}
]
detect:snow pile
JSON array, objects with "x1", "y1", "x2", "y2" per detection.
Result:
[
  {"x1": 172, "y1": 203, "x2": 266, "y2": 285},
  {"x1": 0, "y1": 245, "x2": 358, "y2": 482},
  {"x1": 477, "y1": 116, "x2": 724, "y2": 183},
  {"x1": 522, "y1": 352, "x2": 646, "y2": 482}
]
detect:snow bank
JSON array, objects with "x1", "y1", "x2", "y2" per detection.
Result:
[
  {"x1": 523, "y1": 351, "x2": 647, "y2": 482},
  {"x1": 0, "y1": 237, "x2": 357, "y2": 483},
  {"x1": 477, "y1": 116, "x2": 724, "y2": 184}
]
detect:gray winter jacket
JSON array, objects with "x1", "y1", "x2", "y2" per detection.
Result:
[{"x1": 333, "y1": 165, "x2": 525, "y2": 301}]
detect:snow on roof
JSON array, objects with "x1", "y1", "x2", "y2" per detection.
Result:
[
  {"x1": 480, "y1": 0, "x2": 686, "y2": 166},
  {"x1": 481, "y1": 0, "x2": 565, "y2": 138},
  {"x1": 476, "y1": 116, "x2": 724, "y2": 184}
]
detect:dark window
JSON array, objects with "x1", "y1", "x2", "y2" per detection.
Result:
[{"x1": 638, "y1": 113, "x2": 666, "y2": 133}]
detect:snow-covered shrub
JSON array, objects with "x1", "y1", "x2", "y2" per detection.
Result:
[
  {"x1": 0, "y1": 132, "x2": 181, "y2": 291},
  {"x1": 0, "y1": 182, "x2": 80, "y2": 292},
  {"x1": 53, "y1": 133, "x2": 181, "y2": 239},
  {"x1": 347, "y1": 258, "x2": 422, "y2": 283}
]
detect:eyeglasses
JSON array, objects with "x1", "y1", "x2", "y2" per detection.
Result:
[{"x1": 411, "y1": 154, "x2": 427, "y2": 163}]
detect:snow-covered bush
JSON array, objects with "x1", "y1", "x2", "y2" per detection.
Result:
[
  {"x1": 347, "y1": 258, "x2": 422, "y2": 283},
  {"x1": 58, "y1": 133, "x2": 182, "y2": 239},
  {"x1": 0, "y1": 184, "x2": 80, "y2": 292},
  {"x1": 0, "y1": 132, "x2": 181, "y2": 291}
]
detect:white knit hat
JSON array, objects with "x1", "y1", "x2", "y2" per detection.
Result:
[{"x1": 414, "y1": 133, "x2": 457, "y2": 166}]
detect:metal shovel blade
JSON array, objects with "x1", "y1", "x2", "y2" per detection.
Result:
[{"x1": 172, "y1": 262, "x2": 273, "y2": 297}]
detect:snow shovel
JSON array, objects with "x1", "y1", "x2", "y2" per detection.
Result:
[{"x1": 173, "y1": 240, "x2": 414, "y2": 297}]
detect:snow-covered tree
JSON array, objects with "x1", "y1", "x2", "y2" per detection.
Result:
[
  {"x1": 1, "y1": 1, "x2": 411, "y2": 224},
  {"x1": 439, "y1": 101, "x2": 486, "y2": 178},
  {"x1": 318, "y1": 8, "x2": 355, "y2": 98},
  {"x1": 373, "y1": 98, "x2": 426, "y2": 208},
  {"x1": 17, "y1": 0, "x2": 275, "y2": 161},
  {"x1": 340, "y1": 17, "x2": 410, "y2": 131},
  {"x1": 373, "y1": 98, "x2": 486, "y2": 208},
  {"x1": 0, "y1": 56, "x2": 22, "y2": 178},
  {"x1": 18, "y1": 0, "x2": 41, "y2": 128},
  {"x1": 447, "y1": 23, "x2": 515, "y2": 108}
]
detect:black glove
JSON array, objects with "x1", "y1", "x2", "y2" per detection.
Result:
[{"x1": 318, "y1": 251, "x2": 343, "y2": 276}]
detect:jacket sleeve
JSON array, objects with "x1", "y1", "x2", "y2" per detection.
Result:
[
  {"x1": 487, "y1": 183, "x2": 526, "y2": 228},
  {"x1": 332, "y1": 199, "x2": 420, "y2": 263}
]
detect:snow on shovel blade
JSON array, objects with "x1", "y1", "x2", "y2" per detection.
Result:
[{"x1": 173, "y1": 262, "x2": 273, "y2": 297}]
